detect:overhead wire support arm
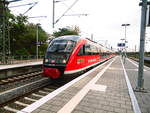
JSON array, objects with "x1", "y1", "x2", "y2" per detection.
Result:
[
  {"x1": 64, "y1": 14, "x2": 89, "y2": 16},
  {"x1": 54, "y1": 0, "x2": 79, "y2": 25},
  {"x1": 28, "y1": 16, "x2": 47, "y2": 19},
  {"x1": 7, "y1": 0, "x2": 24, "y2": 3},
  {"x1": 23, "y1": 2, "x2": 38, "y2": 15},
  {"x1": 8, "y1": 2, "x2": 38, "y2": 8}
]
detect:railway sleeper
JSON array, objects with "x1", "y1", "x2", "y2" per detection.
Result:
[
  {"x1": 32, "y1": 93, "x2": 44, "y2": 98},
  {"x1": 4, "y1": 106, "x2": 19, "y2": 113},
  {"x1": 24, "y1": 97, "x2": 37, "y2": 102},
  {"x1": 15, "y1": 101, "x2": 29, "y2": 107}
]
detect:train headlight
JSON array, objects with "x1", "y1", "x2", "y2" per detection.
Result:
[
  {"x1": 45, "y1": 59, "x2": 49, "y2": 63},
  {"x1": 62, "y1": 59, "x2": 66, "y2": 63}
]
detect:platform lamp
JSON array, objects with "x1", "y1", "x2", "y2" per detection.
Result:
[{"x1": 121, "y1": 24, "x2": 130, "y2": 63}]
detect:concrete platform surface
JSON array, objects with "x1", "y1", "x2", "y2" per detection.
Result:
[{"x1": 18, "y1": 56, "x2": 150, "y2": 113}]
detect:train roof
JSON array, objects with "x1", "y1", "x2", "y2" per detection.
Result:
[
  {"x1": 54, "y1": 35, "x2": 82, "y2": 42},
  {"x1": 52, "y1": 35, "x2": 115, "y2": 52}
]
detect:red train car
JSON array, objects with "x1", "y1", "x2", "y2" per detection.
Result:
[{"x1": 43, "y1": 35, "x2": 114, "y2": 79}]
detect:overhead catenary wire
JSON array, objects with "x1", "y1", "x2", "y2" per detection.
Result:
[
  {"x1": 64, "y1": 14, "x2": 89, "y2": 16},
  {"x1": 28, "y1": 16, "x2": 47, "y2": 19},
  {"x1": 61, "y1": 2, "x2": 89, "y2": 17},
  {"x1": 7, "y1": 0, "x2": 24, "y2": 3}
]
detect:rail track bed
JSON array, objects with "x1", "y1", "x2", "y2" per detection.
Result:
[
  {"x1": 0, "y1": 73, "x2": 78, "y2": 113},
  {"x1": 0, "y1": 71, "x2": 42, "y2": 85},
  {"x1": 129, "y1": 57, "x2": 150, "y2": 67},
  {"x1": 0, "y1": 71, "x2": 42, "y2": 93}
]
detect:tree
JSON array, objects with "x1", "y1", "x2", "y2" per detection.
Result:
[
  {"x1": 52, "y1": 26, "x2": 80, "y2": 37},
  {"x1": 9, "y1": 14, "x2": 48, "y2": 56}
]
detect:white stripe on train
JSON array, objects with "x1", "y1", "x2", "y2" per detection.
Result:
[{"x1": 64, "y1": 58, "x2": 111, "y2": 74}]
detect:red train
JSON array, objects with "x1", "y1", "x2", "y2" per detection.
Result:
[{"x1": 43, "y1": 35, "x2": 114, "y2": 79}]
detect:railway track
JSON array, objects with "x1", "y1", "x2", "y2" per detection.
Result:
[
  {"x1": 0, "y1": 73, "x2": 78, "y2": 113},
  {"x1": 0, "y1": 71, "x2": 43, "y2": 93},
  {"x1": 0, "y1": 85, "x2": 55, "y2": 113},
  {"x1": 0, "y1": 71, "x2": 42, "y2": 85}
]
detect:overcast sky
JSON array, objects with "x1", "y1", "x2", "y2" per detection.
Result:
[{"x1": 9, "y1": 0, "x2": 150, "y2": 51}]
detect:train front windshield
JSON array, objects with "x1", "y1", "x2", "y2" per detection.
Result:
[
  {"x1": 44, "y1": 40, "x2": 76, "y2": 64},
  {"x1": 48, "y1": 40, "x2": 76, "y2": 53}
]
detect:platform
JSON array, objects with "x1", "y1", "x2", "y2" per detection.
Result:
[
  {"x1": 124, "y1": 58, "x2": 150, "y2": 113},
  {"x1": 0, "y1": 61, "x2": 43, "y2": 79},
  {"x1": 18, "y1": 56, "x2": 150, "y2": 113},
  {"x1": 0, "y1": 61, "x2": 42, "y2": 70}
]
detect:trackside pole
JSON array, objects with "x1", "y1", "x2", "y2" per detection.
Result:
[{"x1": 135, "y1": 0, "x2": 147, "y2": 92}]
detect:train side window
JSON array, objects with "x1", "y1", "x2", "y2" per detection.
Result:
[
  {"x1": 85, "y1": 44, "x2": 91, "y2": 55},
  {"x1": 85, "y1": 44, "x2": 98, "y2": 55},
  {"x1": 92, "y1": 46, "x2": 98, "y2": 55},
  {"x1": 78, "y1": 45, "x2": 85, "y2": 56}
]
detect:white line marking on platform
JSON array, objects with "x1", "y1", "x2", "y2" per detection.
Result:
[
  {"x1": 108, "y1": 67, "x2": 123, "y2": 70},
  {"x1": 121, "y1": 58, "x2": 141, "y2": 113},
  {"x1": 57, "y1": 57, "x2": 115, "y2": 113},
  {"x1": 90, "y1": 84, "x2": 107, "y2": 92},
  {"x1": 18, "y1": 57, "x2": 115, "y2": 113},
  {"x1": 125, "y1": 69, "x2": 147, "y2": 71}
]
